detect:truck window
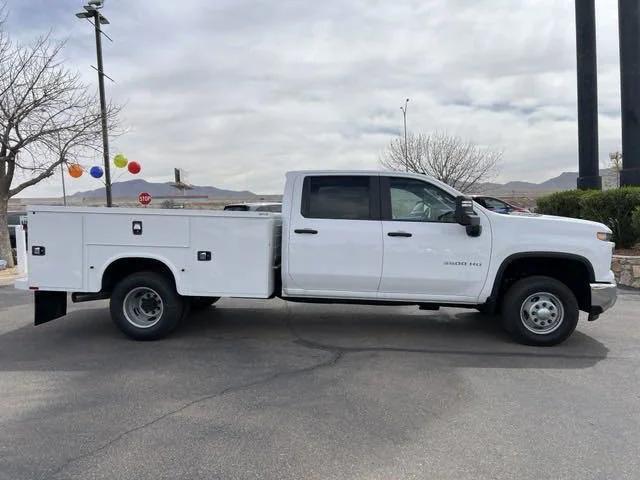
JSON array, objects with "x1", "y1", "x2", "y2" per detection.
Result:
[
  {"x1": 386, "y1": 177, "x2": 456, "y2": 223},
  {"x1": 302, "y1": 176, "x2": 373, "y2": 220},
  {"x1": 482, "y1": 197, "x2": 509, "y2": 211},
  {"x1": 224, "y1": 205, "x2": 249, "y2": 211}
]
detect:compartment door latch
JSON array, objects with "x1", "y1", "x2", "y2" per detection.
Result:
[
  {"x1": 197, "y1": 251, "x2": 211, "y2": 261},
  {"x1": 132, "y1": 221, "x2": 143, "y2": 235}
]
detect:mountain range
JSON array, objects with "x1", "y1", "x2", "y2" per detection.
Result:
[
  {"x1": 476, "y1": 169, "x2": 617, "y2": 195},
  {"x1": 70, "y1": 179, "x2": 254, "y2": 199},
  {"x1": 68, "y1": 169, "x2": 618, "y2": 199}
]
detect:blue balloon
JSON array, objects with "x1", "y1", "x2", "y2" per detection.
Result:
[{"x1": 90, "y1": 166, "x2": 104, "y2": 179}]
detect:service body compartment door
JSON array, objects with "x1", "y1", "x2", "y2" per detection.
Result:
[
  {"x1": 286, "y1": 175, "x2": 383, "y2": 295},
  {"x1": 27, "y1": 211, "x2": 84, "y2": 290},
  {"x1": 84, "y1": 213, "x2": 189, "y2": 248},
  {"x1": 185, "y1": 215, "x2": 278, "y2": 298}
]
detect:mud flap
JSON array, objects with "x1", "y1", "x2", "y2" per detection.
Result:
[{"x1": 34, "y1": 291, "x2": 67, "y2": 326}]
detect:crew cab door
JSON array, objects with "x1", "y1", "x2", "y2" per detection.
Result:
[
  {"x1": 378, "y1": 176, "x2": 491, "y2": 302},
  {"x1": 286, "y1": 175, "x2": 383, "y2": 296}
]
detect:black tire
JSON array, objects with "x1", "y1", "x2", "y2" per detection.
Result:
[
  {"x1": 475, "y1": 304, "x2": 491, "y2": 314},
  {"x1": 110, "y1": 271, "x2": 184, "y2": 340},
  {"x1": 501, "y1": 275, "x2": 579, "y2": 346},
  {"x1": 189, "y1": 296, "x2": 220, "y2": 310}
]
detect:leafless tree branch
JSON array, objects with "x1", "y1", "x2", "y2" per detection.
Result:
[
  {"x1": 380, "y1": 131, "x2": 502, "y2": 193},
  {"x1": 0, "y1": 10, "x2": 121, "y2": 266}
]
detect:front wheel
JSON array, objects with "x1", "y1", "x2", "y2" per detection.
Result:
[
  {"x1": 501, "y1": 275, "x2": 579, "y2": 346},
  {"x1": 110, "y1": 271, "x2": 184, "y2": 340}
]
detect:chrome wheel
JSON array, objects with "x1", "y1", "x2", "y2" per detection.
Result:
[
  {"x1": 520, "y1": 292, "x2": 564, "y2": 334},
  {"x1": 123, "y1": 287, "x2": 164, "y2": 329}
]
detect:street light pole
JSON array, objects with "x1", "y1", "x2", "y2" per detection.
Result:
[
  {"x1": 400, "y1": 98, "x2": 409, "y2": 172},
  {"x1": 92, "y1": 9, "x2": 112, "y2": 207},
  {"x1": 76, "y1": 1, "x2": 112, "y2": 207}
]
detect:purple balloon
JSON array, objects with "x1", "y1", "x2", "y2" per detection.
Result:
[{"x1": 90, "y1": 166, "x2": 104, "y2": 179}]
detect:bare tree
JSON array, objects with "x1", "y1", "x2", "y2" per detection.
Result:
[
  {"x1": 609, "y1": 151, "x2": 622, "y2": 188},
  {"x1": 381, "y1": 131, "x2": 502, "y2": 193},
  {"x1": 0, "y1": 8, "x2": 119, "y2": 267}
]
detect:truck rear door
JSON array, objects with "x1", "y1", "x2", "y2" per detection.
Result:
[{"x1": 286, "y1": 174, "x2": 383, "y2": 295}]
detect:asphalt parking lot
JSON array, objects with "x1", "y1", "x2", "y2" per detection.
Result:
[{"x1": 1, "y1": 286, "x2": 639, "y2": 480}]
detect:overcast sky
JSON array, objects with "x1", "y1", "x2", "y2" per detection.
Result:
[{"x1": 6, "y1": 0, "x2": 622, "y2": 197}]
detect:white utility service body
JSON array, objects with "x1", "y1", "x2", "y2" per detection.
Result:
[
  {"x1": 17, "y1": 170, "x2": 617, "y2": 346},
  {"x1": 22, "y1": 207, "x2": 281, "y2": 298}
]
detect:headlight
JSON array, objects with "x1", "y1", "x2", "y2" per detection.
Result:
[{"x1": 597, "y1": 232, "x2": 612, "y2": 241}]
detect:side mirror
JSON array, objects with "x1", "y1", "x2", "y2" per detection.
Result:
[{"x1": 454, "y1": 196, "x2": 482, "y2": 237}]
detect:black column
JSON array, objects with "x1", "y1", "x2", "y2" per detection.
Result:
[
  {"x1": 619, "y1": 0, "x2": 640, "y2": 186},
  {"x1": 575, "y1": 0, "x2": 602, "y2": 190}
]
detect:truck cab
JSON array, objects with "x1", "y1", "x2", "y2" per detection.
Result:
[{"x1": 282, "y1": 172, "x2": 491, "y2": 303}]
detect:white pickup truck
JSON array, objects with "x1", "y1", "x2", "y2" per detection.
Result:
[{"x1": 15, "y1": 170, "x2": 617, "y2": 346}]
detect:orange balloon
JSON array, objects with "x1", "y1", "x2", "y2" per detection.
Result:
[{"x1": 68, "y1": 164, "x2": 83, "y2": 178}]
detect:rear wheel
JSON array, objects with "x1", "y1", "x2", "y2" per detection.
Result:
[
  {"x1": 110, "y1": 271, "x2": 184, "y2": 340},
  {"x1": 501, "y1": 275, "x2": 579, "y2": 346},
  {"x1": 189, "y1": 296, "x2": 220, "y2": 310},
  {"x1": 475, "y1": 304, "x2": 492, "y2": 314}
]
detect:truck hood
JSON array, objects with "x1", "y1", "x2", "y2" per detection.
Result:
[{"x1": 490, "y1": 211, "x2": 611, "y2": 235}]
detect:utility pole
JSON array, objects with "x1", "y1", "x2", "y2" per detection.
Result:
[
  {"x1": 76, "y1": 1, "x2": 113, "y2": 206},
  {"x1": 400, "y1": 98, "x2": 409, "y2": 172},
  {"x1": 93, "y1": 8, "x2": 112, "y2": 206}
]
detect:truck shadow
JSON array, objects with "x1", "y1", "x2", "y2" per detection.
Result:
[
  {"x1": 178, "y1": 301, "x2": 610, "y2": 370},
  {"x1": 0, "y1": 300, "x2": 609, "y2": 371}
]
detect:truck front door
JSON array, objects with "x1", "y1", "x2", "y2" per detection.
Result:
[
  {"x1": 378, "y1": 176, "x2": 491, "y2": 302},
  {"x1": 286, "y1": 175, "x2": 383, "y2": 296}
]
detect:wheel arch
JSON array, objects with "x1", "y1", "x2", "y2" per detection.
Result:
[
  {"x1": 100, "y1": 255, "x2": 180, "y2": 294},
  {"x1": 489, "y1": 252, "x2": 595, "y2": 312}
]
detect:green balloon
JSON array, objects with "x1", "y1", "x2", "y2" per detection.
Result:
[{"x1": 114, "y1": 153, "x2": 128, "y2": 168}]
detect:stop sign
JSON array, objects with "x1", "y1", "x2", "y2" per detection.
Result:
[{"x1": 138, "y1": 192, "x2": 152, "y2": 206}]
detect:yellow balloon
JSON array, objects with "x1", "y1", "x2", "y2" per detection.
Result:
[{"x1": 113, "y1": 153, "x2": 128, "y2": 168}]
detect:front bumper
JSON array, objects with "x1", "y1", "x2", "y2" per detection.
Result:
[{"x1": 588, "y1": 283, "x2": 617, "y2": 321}]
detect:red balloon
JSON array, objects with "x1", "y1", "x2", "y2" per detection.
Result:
[{"x1": 127, "y1": 161, "x2": 141, "y2": 174}]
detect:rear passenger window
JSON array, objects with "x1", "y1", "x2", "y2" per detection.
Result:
[
  {"x1": 302, "y1": 176, "x2": 372, "y2": 220},
  {"x1": 224, "y1": 205, "x2": 249, "y2": 211}
]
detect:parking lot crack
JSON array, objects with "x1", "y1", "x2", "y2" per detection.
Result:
[
  {"x1": 45, "y1": 349, "x2": 341, "y2": 479},
  {"x1": 282, "y1": 304, "x2": 609, "y2": 361}
]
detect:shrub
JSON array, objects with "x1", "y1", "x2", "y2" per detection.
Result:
[
  {"x1": 536, "y1": 189, "x2": 591, "y2": 218},
  {"x1": 632, "y1": 206, "x2": 640, "y2": 242},
  {"x1": 537, "y1": 187, "x2": 640, "y2": 248},
  {"x1": 580, "y1": 187, "x2": 640, "y2": 248}
]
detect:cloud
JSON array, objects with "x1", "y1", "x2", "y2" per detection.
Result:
[{"x1": 5, "y1": 0, "x2": 622, "y2": 197}]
